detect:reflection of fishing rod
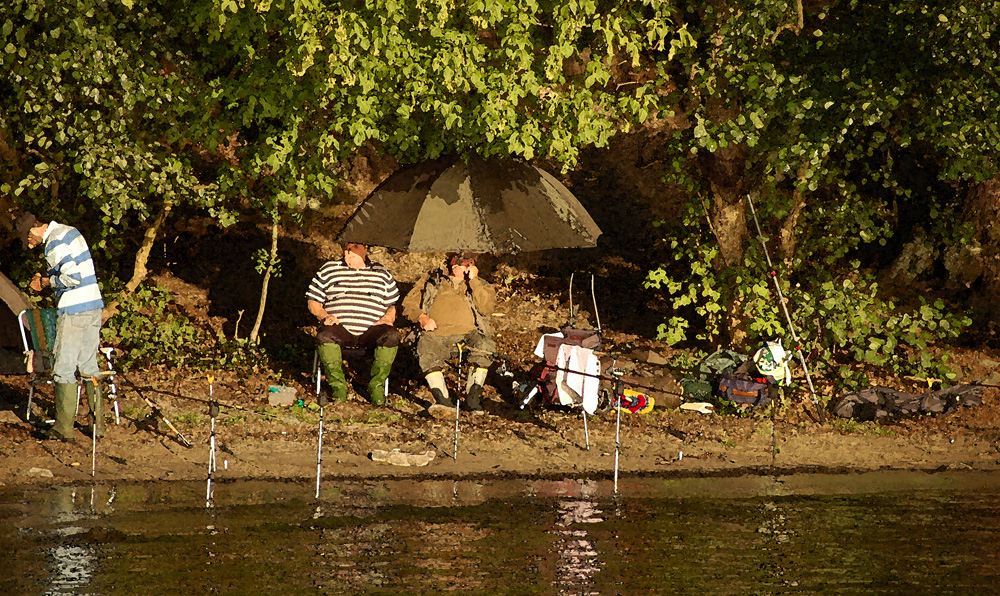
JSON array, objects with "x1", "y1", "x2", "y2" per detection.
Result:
[{"x1": 746, "y1": 193, "x2": 825, "y2": 423}]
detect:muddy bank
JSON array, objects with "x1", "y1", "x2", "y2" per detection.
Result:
[{"x1": 1, "y1": 379, "x2": 998, "y2": 490}]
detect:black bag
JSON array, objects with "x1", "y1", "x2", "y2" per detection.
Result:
[
  {"x1": 717, "y1": 361, "x2": 777, "y2": 407},
  {"x1": 833, "y1": 384, "x2": 982, "y2": 421}
]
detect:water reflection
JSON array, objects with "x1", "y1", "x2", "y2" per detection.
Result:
[
  {"x1": 2, "y1": 472, "x2": 1000, "y2": 595},
  {"x1": 550, "y1": 481, "x2": 603, "y2": 595},
  {"x1": 43, "y1": 485, "x2": 117, "y2": 595}
]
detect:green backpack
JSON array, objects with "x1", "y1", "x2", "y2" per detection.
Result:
[{"x1": 680, "y1": 349, "x2": 747, "y2": 401}]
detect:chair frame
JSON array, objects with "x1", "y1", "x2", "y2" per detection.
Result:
[{"x1": 18, "y1": 309, "x2": 119, "y2": 424}]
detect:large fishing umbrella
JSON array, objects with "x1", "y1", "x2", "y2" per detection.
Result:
[{"x1": 336, "y1": 156, "x2": 602, "y2": 253}]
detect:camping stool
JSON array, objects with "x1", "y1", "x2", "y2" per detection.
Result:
[{"x1": 312, "y1": 347, "x2": 389, "y2": 399}]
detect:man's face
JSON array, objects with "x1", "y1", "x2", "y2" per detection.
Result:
[
  {"x1": 450, "y1": 259, "x2": 473, "y2": 278},
  {"x1": 344, "y1": 248, "x2": 365, "y2": 269},
  {"x1": 26, "y1": 226, "x2": 44, "y2": 249}
]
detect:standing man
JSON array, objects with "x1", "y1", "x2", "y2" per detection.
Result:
[
  {"x1": 403, "y1": 252, "x2": 496, "y2": 416},
  {"x1": 17, "y1": 213, "x2": 105, "y2": 441},
  {"x1": 306, "y1": 242, "x2": 399, "y2": 405}
]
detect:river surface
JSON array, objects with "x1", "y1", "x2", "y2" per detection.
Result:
[{"x1": 3, "y1": 471, "x2": 1000, "y2": 595}]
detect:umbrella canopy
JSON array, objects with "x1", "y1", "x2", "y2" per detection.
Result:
[{"x1": 336, "y1": 156, "x2": 602, "y2": 253}]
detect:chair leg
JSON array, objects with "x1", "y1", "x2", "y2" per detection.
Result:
[
  {"x1": 313, "y1": 350, "x2": 322, "y2": 396},
  {"x1": 26, "y1": 382, "x2": 35, "y2": 422}
]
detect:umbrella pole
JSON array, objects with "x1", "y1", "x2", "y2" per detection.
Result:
[{"x1": 591, "y1": 274, "x2": 602, "y2": 334}]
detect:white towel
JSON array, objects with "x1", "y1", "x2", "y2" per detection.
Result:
[
  {"x1": 534, "y1": 332, "x2": 564, "y2": 359},
  {"x1": 555, "y1": 344, "x2": 601, "y2": 414}
]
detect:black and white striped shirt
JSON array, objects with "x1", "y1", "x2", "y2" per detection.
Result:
[{"x1": 305, "y1": 260, "x2": 400, "y2": 336}]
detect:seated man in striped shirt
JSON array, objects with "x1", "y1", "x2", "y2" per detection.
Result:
[
  {"x1": 18, "y1": 213, "x2": 106, "y2": 441},
  {"x1": 306, "y1": 243, "x2": 400, "y2": 405}
]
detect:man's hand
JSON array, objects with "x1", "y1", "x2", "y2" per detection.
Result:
[
  {"x1": 29, "y1": 273, "x2": 47, "y2": 292},
  {"x1": 320, "y1": 314, "x2": 339, "y2": 326},
  {"x1": 466, "y1": 265, "x2": 478, "y2": 280},
  {"x1": 418, "y1": 313, "x2": 438, "y2": 331}
]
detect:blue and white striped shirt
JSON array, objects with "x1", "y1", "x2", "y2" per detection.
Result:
[{"x1": 42, "y1": 221, "x2": 104, "y2": 316}]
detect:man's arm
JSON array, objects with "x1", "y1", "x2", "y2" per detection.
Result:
[
  {"x1": 375, "y1": 305, "x2": 396, "y2": 326},
  {"x1": 468, "y1": 277, "x2": 496, "y2": 315},
  {"x1": 308, "y1": 299, "x2": 338, "y2": 326},
  {"x1": 28, "y1": 273, "x2": 50, "y2": 292}
]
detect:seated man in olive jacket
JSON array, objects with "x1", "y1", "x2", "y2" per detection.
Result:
[{"x1": 402, "y1": 252, "x2": 495, "y2": 416}]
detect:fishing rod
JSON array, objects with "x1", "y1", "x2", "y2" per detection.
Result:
[
  {"x1": 315, "y1": 392, "x2": 328, "y2": 500},
  {"x1": 453, "y1": 342, "x2": 465, "y2": 461},
  {"x1": 206, "y1": 376, "x2": 218, "y2": 508},
  {"x1": 746, "y1": 193, "x2": 826, "y2": 423},
  {"x1": 114, "y1": 371, "x2": 194, "y2": 447}
]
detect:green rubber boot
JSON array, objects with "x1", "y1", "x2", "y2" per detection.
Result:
[
  {"x1": 52, "y1": 382, "x2": 78, "y2": 440},
  {"x1": 316, "y1": 343, "x2": 348, "y2": 402},
  {"x1": 368, "y1": 346, "x2": 397, "y2": 406},
  {"x1": 84, "y1": 378, "x2": 105, "y2": 437}
]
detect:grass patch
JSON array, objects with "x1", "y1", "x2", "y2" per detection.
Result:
[
  {"x1": 365, "y1": 410, "x2": 402, "y2": 424},
  {"x1": 174, "y1": 411, "x2": 207, "y2": 426},
  {"x1": 831, "y1": 418, "x2": 896, "y2": 437}
]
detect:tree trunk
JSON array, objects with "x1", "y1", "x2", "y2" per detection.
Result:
[
  {"x1": 102, "y1": 200, "x2": 174, "y2": 323},
  {"x1": 249, "y1": 219, "x2": 279, "y2": 343},
  {"x1": 779, "y1": 185, "x2": 806, "y2": 260},
  {"x1": 966, "y1": 177, "x2": 1000, "y2": 325},
  {"x1": 699, "y1": 148, "x2": 750, "y2": 346},
  {"x1": 708, "y1": 187, "x2": 748, "y2": 267}
]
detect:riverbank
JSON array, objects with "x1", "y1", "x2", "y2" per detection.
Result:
[{"x1": 1, "y1": 370, "x2": 997, "y2": 489}]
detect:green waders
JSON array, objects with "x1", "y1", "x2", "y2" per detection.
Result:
[
  {"x1": 84, "y1": 377, "x2": 104, "y2": 437},
  {"x1": 316, "y1": 343, "x2": 348, "y2": 401},
  {"x1": 368, "y1": 346, "x2": 397, "y2": 406},
  {"x1": 52, "y1": 382, "x2": 78, "y2": 440}
]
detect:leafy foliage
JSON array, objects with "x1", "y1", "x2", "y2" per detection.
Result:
[
  {"x1": 644, "y1": 1, "x2": 995, "y2": 387},
  {"x1": 2, "y1": 0, "x2": 998, "y2": 389},
  {"x1": 103, "y1": 285, "x2": 208, "y2": 371}
]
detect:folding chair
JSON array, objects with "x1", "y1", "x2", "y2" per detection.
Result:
[
  {"x1": 312, "y1": 345, "x2": 389, "y2": 398},
  {"x1": 19, "y1": 308, "x2": 57, "y2": 422},
  {"x1": 18, "y1": 308, "x2": 120, "y2": 424}
]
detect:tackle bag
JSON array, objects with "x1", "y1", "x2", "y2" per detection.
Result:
[
  {"x1": 679, "y1": 349, "x2": 746, "y2": 401},
  {"x1": 717, "y1": 360, "x2": 778, "y2": 407}
]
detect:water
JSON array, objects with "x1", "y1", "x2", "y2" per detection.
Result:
[{"x1": 3, "y1": 471, "x2": 1000, "y2": 595}]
